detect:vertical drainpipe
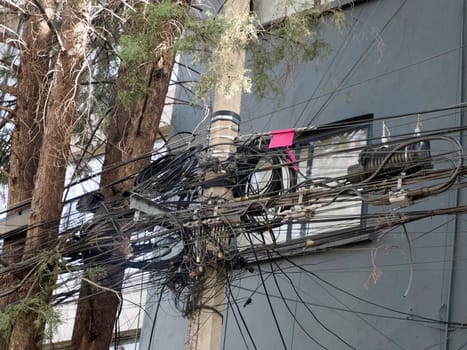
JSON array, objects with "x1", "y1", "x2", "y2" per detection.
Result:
[{"x1": 443, "y1": 1, "x2": 465, "y2": 349}]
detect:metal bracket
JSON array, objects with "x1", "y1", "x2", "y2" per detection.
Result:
[{"x1": 129, "y1": 193, "x2": 167, "y2": 219}]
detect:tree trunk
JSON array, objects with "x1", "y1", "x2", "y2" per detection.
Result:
[
  {"x1": 71, "y1": 18, "x2": 178, "y2": 350},
  {"x1": 7, "y1": 1, "x2": 89, "y2": 349},
  {"x1": 1, "y1": 0, "x2": 52, "y2": 280},
  {"x1": 6, "y1": 1, "x2": 51, "y2": 210},
  {"x1": 0, "y1": 2, "x2": 52, "y2": 349}
]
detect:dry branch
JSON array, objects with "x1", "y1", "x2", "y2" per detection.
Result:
[
  {"x1": 0, "y1": 0, "x2": 26, "y2": 14},
  {"x1": 0, "y1": 35, "x2": 18, "y2": 48},
  {"x1": 0, "y1": 31, "x2": 23, "y2": 49},
  {"x1": 0, "y1": 58, "x2": 18, "y2": 73},
  {"x1": 0, "y1": 112, "x2": 14, "y2": 129},
  {"x1": 0, "y1": 83, "x2": 17, "y2": 96},
  {"x1": 0, "y1": 105, "x2": 15, "y2": 117}
]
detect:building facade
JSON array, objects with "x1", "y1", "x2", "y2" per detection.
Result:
[{"x1": 139, "y1": 0, "x2": 467, "y2": 349}]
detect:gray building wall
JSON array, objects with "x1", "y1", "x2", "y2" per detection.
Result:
[
  {"x1": 139, "y1": 288, "x2": 188, "y2": 350},
  {"x1": 140, "y1": 0, "x2": 467, "y2": 348}
]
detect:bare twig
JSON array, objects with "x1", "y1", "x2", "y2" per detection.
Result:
[
  {"x1": 0, "y1": 30, "x2": 24, "y2": 49},
  {"x1": 0, "y1": 112, "x2": 14, "y2": 128},
  {"x1": 0, "y1": 267, "x2": 36, "y2": 298},
  {"x1": 0, "y1": 0, "x2": 27, "y2": 15},
  {"x1": 64, "y1": 264, "x2": 122, "y2": 304},
  {"x1": 0, "y1": 167, "x2": 9, "y2": 178},
  {"x1": 0, "y1": 105, "x2": 16, "y2": 117},
  {"x1": 0, "y1": 23, "x2": 24, "y2": 49},
  {"x1": 0, "y1": 58, "x2": 18, "y2": 73},
  {"x1": 30, "y1": 0, "x2": 64, "y2": 51},
  {"x1": 0, "y1": 83, "x2": 17, "y2": 96}
]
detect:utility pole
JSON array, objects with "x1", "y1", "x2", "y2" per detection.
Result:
[{"x1": 186, "y1": 1, "x2": 249, "y2": 349}]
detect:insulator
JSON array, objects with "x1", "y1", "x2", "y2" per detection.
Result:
[{"x1": 347, "y1": 140, "x2": 433, "y2": 183}]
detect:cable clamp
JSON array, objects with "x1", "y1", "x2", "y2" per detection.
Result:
[
  {"x1": 281, "y1": 204, "x2": 319, "y2": 219},
  {"x1": 389, "y1": 190, "x2": 413, "y2": 207}
]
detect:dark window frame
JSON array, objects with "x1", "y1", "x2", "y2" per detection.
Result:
[{"x1": 237, "y1": 114, "x2": 374, "y2": 257}]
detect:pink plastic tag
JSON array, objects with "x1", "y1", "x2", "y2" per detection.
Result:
[
  {"x1": 268, "y1": 129, "x2": 295, "y2": 148},
  {"x1": 268, "y1": 129, "x2": 298, "y2": 171}
]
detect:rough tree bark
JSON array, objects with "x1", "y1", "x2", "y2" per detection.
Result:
[
  {"x1": 6, "y1": 1, "x2": 90, "y2": 349},
  {"x1": 0, "y1": 0, "x2": 50, "y2": 282},
  {"x1": 0, "y1": 1, "x2": 52, "y2": 349},
  {"x1": 70, "y1": 12, "x2": 180, "y2": 350}
]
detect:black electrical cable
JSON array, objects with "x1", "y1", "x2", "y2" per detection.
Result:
[
  {"x1": 292, "y1": 0, "x2": 369, "y2": 128},
  {"x1": 272, "y1": 258, "x2": 359, "y2": 350},
  {"x1": 2, "y1": 117, "x2": 464, "y2": 220},
  {"x1": 1, "y1": 107, "x2": 466, "y2": 335},
  {"x1": 245, "y1": 233, "x2": 288, "y2": 350},
  {"x1": 147, "y1": 283, "x2": 166, "y2": 350},
  {"x1": 222, "y1": 285, "x2": 232, "y2": 350},
  {"x1": 274, "y1": 251, "x2": 465, "y2": 327},
  {"x1": 265, "y1": 252, "x2": 331, "y2": 350},
  {"x1": 224, "y1": 275, "x2": 257, "y2": 350},
  {"x1": 228, "y1": 282, "x2": 460, "y2": 328},
  {"x1": 113, "y1": 317, "x2": 121, "y2": 350},
  {"x1": 243, "y1": 98, "x2": 467, "y2": 135}
]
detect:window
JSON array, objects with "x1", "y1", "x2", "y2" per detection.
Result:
[
  {"x1": 236, "y1": 114, "x2": 372, "y2": 251},
  {"x1": 287, "y1": 126, "x2": 368, "y2": 240}
]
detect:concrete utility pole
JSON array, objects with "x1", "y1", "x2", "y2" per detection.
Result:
[{"x1": 186, "y1": 1, "x2": 249, "y2": 349}]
